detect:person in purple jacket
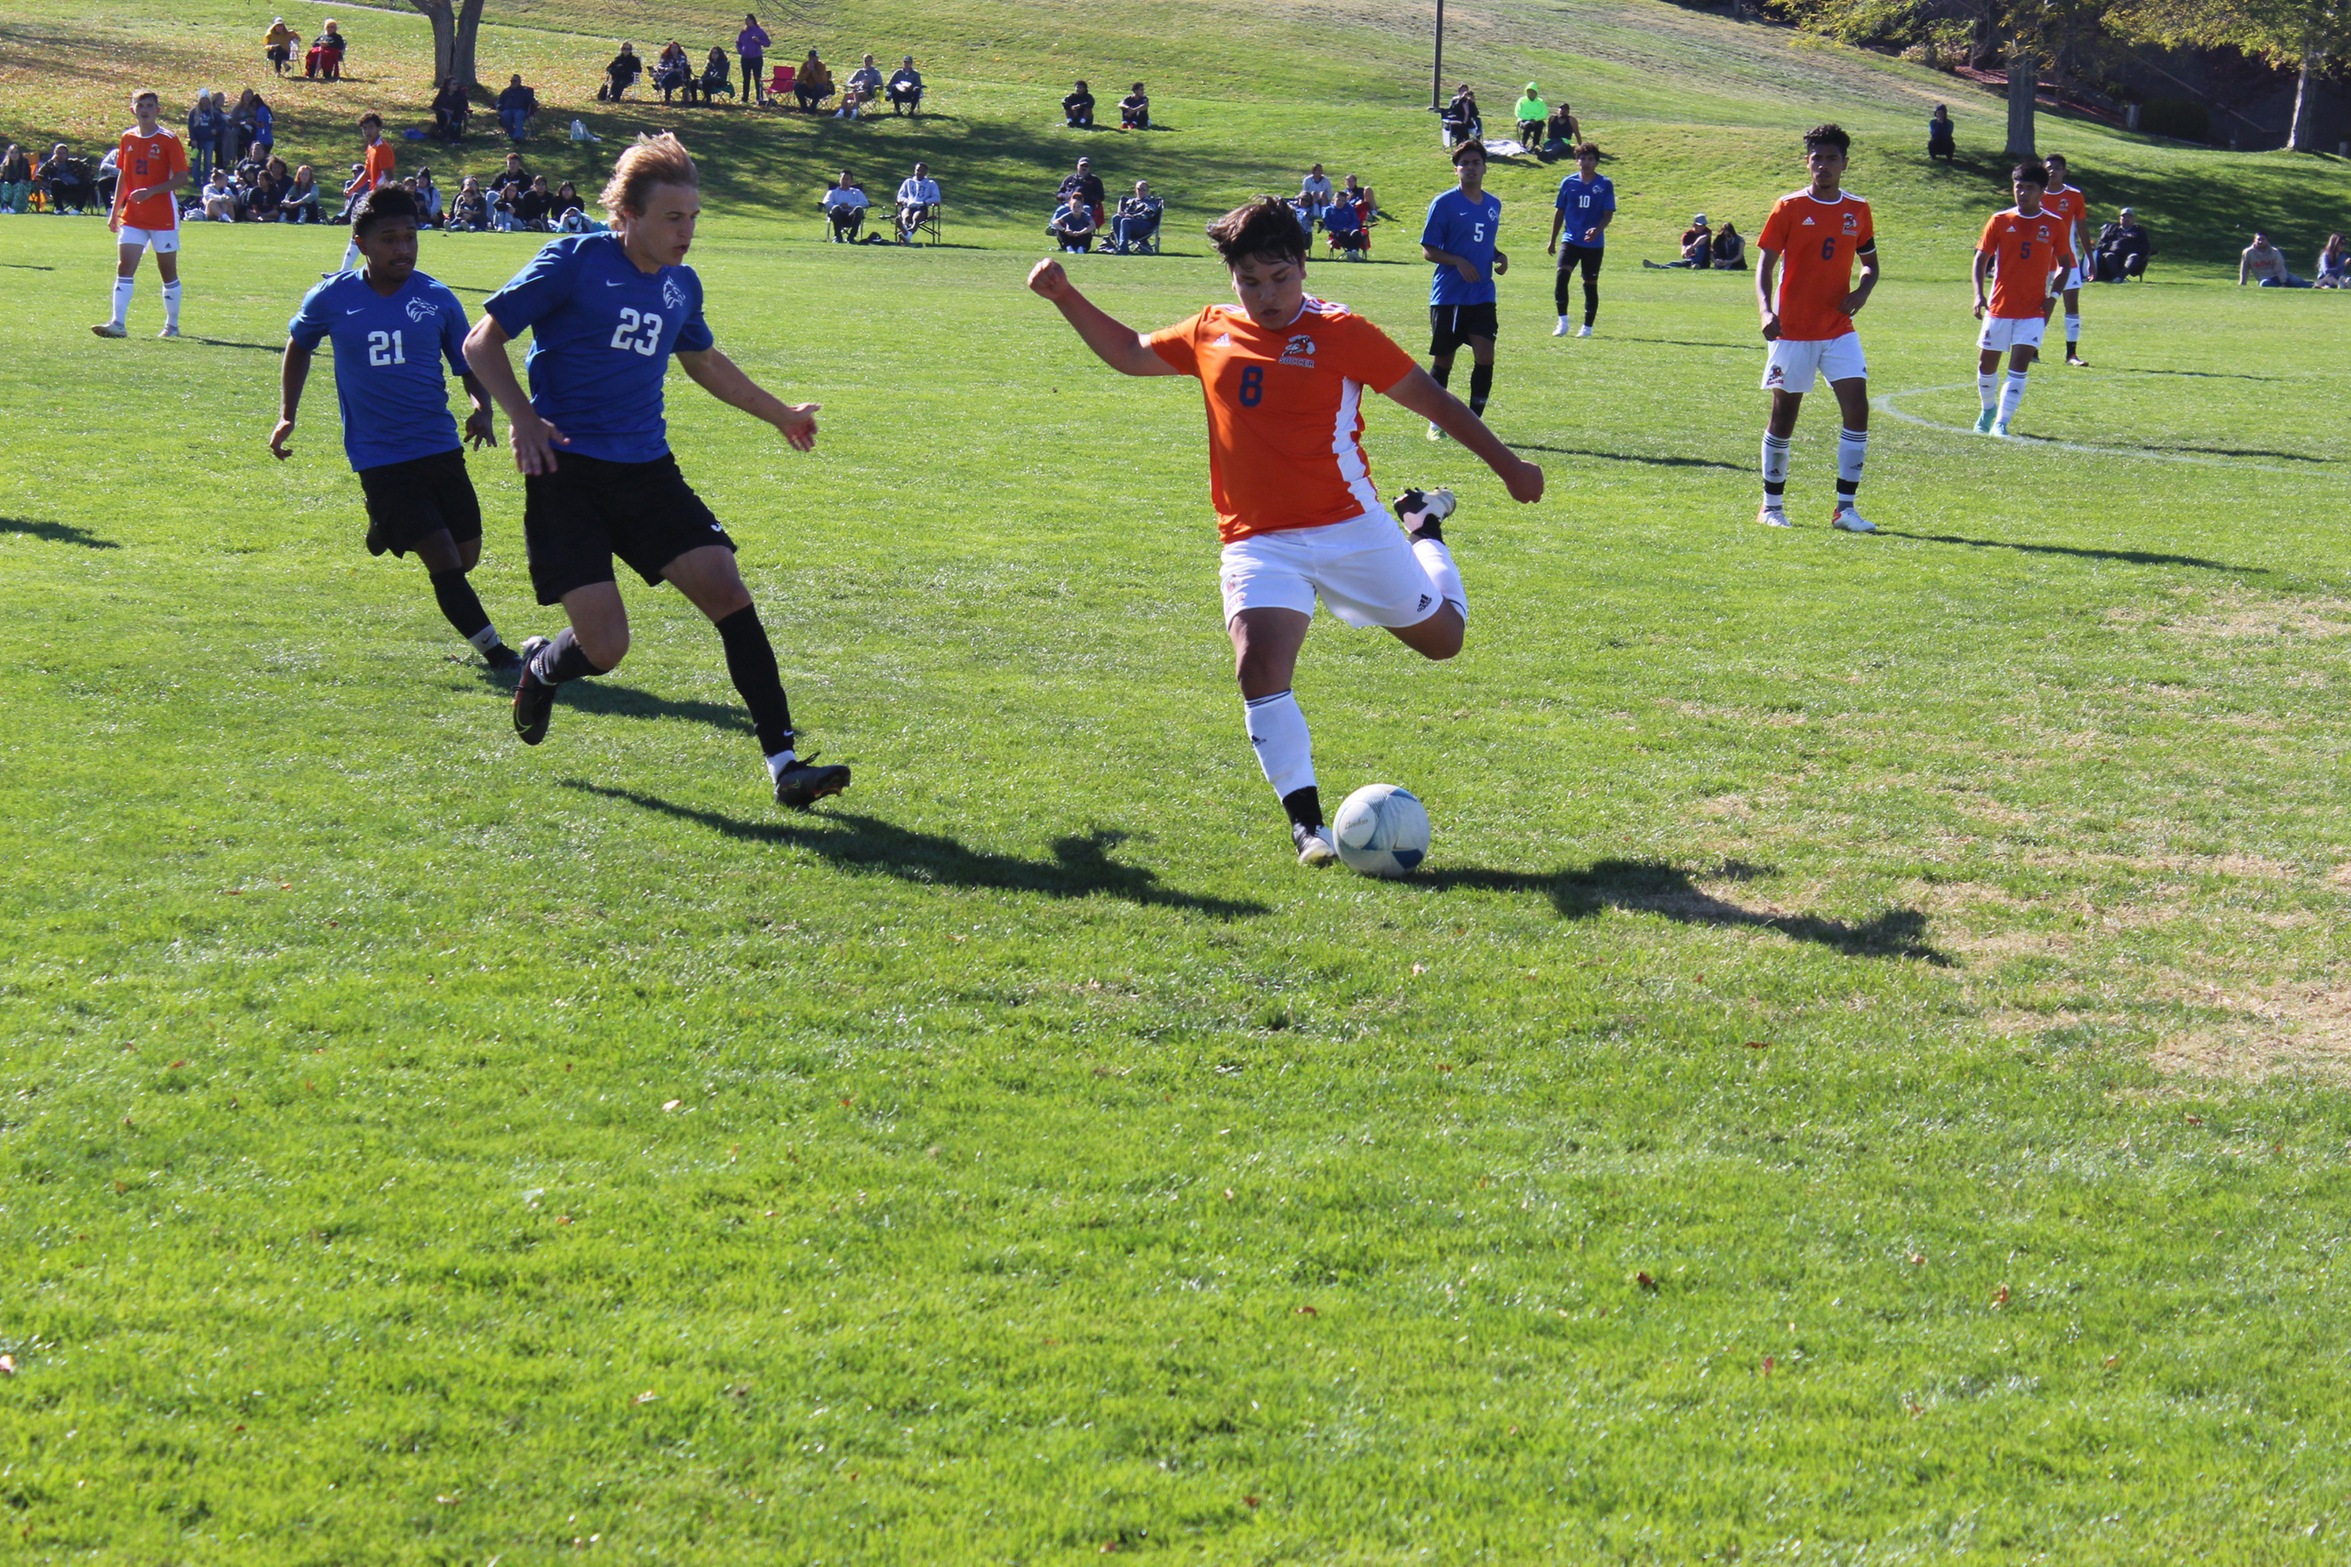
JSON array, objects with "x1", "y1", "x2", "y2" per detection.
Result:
[{"x1": 737, "y1": 14, "x2": 770, "y2": 105}]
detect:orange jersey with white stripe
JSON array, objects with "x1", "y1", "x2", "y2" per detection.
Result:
[
  {"x1": 1758, "y1": 189, "x2": 1875, "y2": 341},
  {"x1": 2042, "y1": 184, "x2": 2087, "y2": 259},
  {"x1": 1147, "y1": 299, "x2": 1418, "y2": 544},
  {"x1": 112, "y1": 126, "x2": 187, "y2": 231},
  {"x1": 349, "y1": 137, "x2": 395, "y2": 194},
  {"x1": 1978, "y1": 206, "x2": 2073, "y2": 318}
]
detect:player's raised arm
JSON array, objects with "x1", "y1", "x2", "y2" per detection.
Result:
[
  {"x1": 270, "y1": 338, "x2": 313, "y2": 460},
  {"x1": 1027, "y1": 258, "x2": 1180, "y2": 376},
  {"x1": 676, "y1": 345, "x2": 821, "y2": 451},
  {"x1": 1379, "y1": 369, "x2": 1543, "y2": 503}
]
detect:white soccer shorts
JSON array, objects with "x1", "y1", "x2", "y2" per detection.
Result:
[
  {"x1": 1219, "y1": 510, "x2": 1440, "y2": 630},
  {"x1": 1977, "y1": 314, "x2": 2047, "y2": 352},
  {"x1": 1760, "y1": 332, "x2": 1866, "y2": 391},
  {"x1": 117, "y1": 224, "x2": 181, "y2": 254},
  {"x1": 2058, "y1": 264, "x2": 2082, "y2": 291}
]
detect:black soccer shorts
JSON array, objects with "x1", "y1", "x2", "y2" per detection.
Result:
[
  {"x1": 1428, "y1": 301, "x2": 1500, "y2": 356},
  {"x1": 521, "y1": 451, "x2": 736, "y2": 605},
  {"x1": 355, "y1": 448, "x2": 484, "y2": 556}
]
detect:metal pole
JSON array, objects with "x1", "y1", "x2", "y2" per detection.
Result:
[{"x1": 1432, "y1": 0, "x2": 1444, "y2": 112}]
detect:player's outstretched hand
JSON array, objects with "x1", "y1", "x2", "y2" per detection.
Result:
[
  {"x1": 462, "y1": 407, "x2": 495, "y2": 451},
  {"x1": 775, "y1": 402, "x2": 820, "y2": 452},
  {"x1": 510, "y1": 414, "x2": 567, "y2": 476},
  {"x1": 268, "y1": 418, "x2": 295, "y2": 461},
  {"x1": 1501, "y1": 456, "x2": 1545, "y2": 505},
  {"x1": 1027, "y1": 257, "x2": 1072, "y2": 301}
]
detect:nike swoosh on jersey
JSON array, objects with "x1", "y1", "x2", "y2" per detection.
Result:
[{"x1": 605, "y1": 279, "x2": 627, "y2": 287}]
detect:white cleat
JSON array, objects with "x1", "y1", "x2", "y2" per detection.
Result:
[
  {"x1": 1576, "y1": 323, "x2": 1593, "y2": 337},
  {"x1": 156, "y1": 325, "x2": 180, "y2": 339},
  {"x1": 1294, "y1": 823, "x2": 1339, "y2": 866},
  {"x1": 1759, "y1": 505, "x2": 1792, "y2": 528},
  {"x1": 1991, "y1": 420, "x2": 2012, "y2": 438},
  {"x1": 1425, "y1": 421, "x2": 1445, "y2": 442},
  {"x1": 90, "y1": 321, "x2": 127, "y2": 338},
  {"x1": 1552, "y1": 316, "x2": 1571, "y2": 336},
  {"x1": 1830, "y1": 503, "x2": 1877, "y2": 533}
]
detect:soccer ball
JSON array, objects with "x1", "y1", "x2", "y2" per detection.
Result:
[{"x1": 1332, "y1": 784, "x2": 1431, "y2": 878}]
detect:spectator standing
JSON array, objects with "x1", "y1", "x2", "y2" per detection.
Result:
[
  {"x1": 796, "y1": 51, "x2": 834, "y2": 111},
  {"x1": 1064, "y1": 79, "x2": 1095, "y2": 128},
  {"x1": 265, "y1": 16, "x2": 299, "y2": 74},
  {"x1": 887, "y1": 56, "x2": 924, "y2": 114},
  {"x1": 604, "y1": 43, "x2": 643, "y2": 101},
  {"x1": 0, "y1": 144, "x2": 29, "y2": 213},
  {"x1": 1120, "y1": 82, "x2": 1149, "y2": 130},
  {"x1": 1514, "y1": 83, "x2": 1548, "y2": 148},
  {"x1": 1928, "y1": 103, "x2": 1955, "y2": 162},
  {"x1": 894, "y1": 160, "x2": 940, "y2": 242},
  {"x1": 2317, "y1": 233, "x2": 2349, "y2": 287},
  {"x1": 1547, "y1": 142, "x2": 1613, "y2": 335},
  {"x1": 737, "y1": 15, "x2": 770, "y2": 104},
  {"x1": 2240, "y1": 231, "x2": 2307, "y2": 287},
  {"x1": 187, "y1": 90, "x2": 224, "y2": 181},
  {"x1": 233, "y1": 89, "x2": 265, "y2": 163},
  {"x1": 1298, "y1": 163, "x2": 1334, "y2": 220},
  {"x1": 1048, "y1": 190, "x2": 1096, "y2": 251},
  {"x1": 496, "y1": 75, "x2": 538, "y2": 140},
  {"x1": 252, "y1": 91, "x2": 275, "y2": 157},
  {"x1": 822, "y1": 170, "x2": 867, "y2": 239},
  {"x1": 1109, "y1": 179, "x2": 1162, "y2": 253}
]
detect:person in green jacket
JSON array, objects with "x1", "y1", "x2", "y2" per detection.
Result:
[{"x1": 1514, "y1": 84, "x2": 1548, "y2": 149}]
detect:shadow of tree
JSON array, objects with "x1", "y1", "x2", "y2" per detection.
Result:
[
  {"x1": 564, "y1": 781, "x2": 1271, "y2": 918},
  {"x1": 1878, "y1": 528, "x2": 2260, "y2": 572},
  {"x1": 1420, "y1": 857, "x2": 1951, "y2": 963},
  {"x1": 2, "y1": 516, "x2": 120, "y2": 549}
]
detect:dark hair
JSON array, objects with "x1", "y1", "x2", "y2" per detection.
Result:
[
  {"x1": 1803, "y1": 122, "x2": 1850, "y2": 154},
  {"x1": 1450, "y1": 139, "x2": 1487, "y2": 166},
  {"x1": 1575, "y1": 141, "x2": 1601, "y2": 160},
  {"x1": 350, "y1": 182, "x2": 419, "y2": 236},
  {"x1": 2045, "y1": 151, "x2": 2067, "y2": 165},
  {"x1": 1207, "y1": 196, "x2": 1307, "y2": 268},
  {"x1": 2012, "y1": 159, "x2": 2048, "y2": 187}
]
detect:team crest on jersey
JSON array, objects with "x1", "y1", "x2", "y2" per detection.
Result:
[
  {"x1": 1842, "y1": 211, "x2": 1859, "y2": 234},
  {"x1": 661, "y1": 277, "x2": 688, "y2": 312},
  {"x1": 404, "y1": 296, "x2": 440, "y2": 322},
  {"x1": 1279, "y1": 334, "x2": 1316, "y2": 366}
]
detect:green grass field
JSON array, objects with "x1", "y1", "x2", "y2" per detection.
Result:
[{"x1": 7, "y1": 0, "x2": 2351, "y2": 1560}]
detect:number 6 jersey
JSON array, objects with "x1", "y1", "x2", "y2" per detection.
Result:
[
  {"x1": 483, "y1": 233, "x2": 715, "y2": 464},
  {"x1": 287, "y1": 270, "x2": 473, "y2": 472},
  {"x1": 1758, "y1": 189, "x2": 1876, "y2": 342}
]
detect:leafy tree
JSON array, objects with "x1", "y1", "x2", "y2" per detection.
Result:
[{"x1": 2111, "y1": 0, "x2": 2351, "y2": 148}]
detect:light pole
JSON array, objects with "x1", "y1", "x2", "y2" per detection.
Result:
[{"x1": 1431, "y1": 0, "x2": 1445, "y2": 112}]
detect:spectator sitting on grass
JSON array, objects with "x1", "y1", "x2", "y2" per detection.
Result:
[
  {"x1": 1643, "y1": 214, "x2": 1713, "y2": 268},
  {"x1": 551, "y1": 179, "x2": 583, "y2": 223},
  {"x1": 1108, "y1": 179, "x2": 1161, "y2": 252},
  {"x1": 1063, "y1": 79, "x2": 1095, "y2": 128},
  {"x1": 413, "y1": 166, "x2": 443, "y2": 225},
  {"x1": 1711, "y1": 220, "x2": 1746, "y2": 270},
  {"x1": 894, "y1": 160, "x2": 940, "y2": 241},
  {"x1": 604, "y1": 42, "x2": 642, "y2": 101},
  {"x1": 201, "y1": 166, "x2": 238, "y2": 221},
  {"x1": 497, "y1": 74, "x2": 538, "y2": 140},
  {"x1": 2316, "y1": 233, "x2": 2349, "y2": 288},
  {"x1": 1120, "y1": 82, "x2": 1149, "y2": 130},
  {"x1": 247, "y1": 163, "x2": 284, "y2": 220},
  {"x1": 1057, "y1": 157, "x2": 1105, "y2": 220},
  {"x1": 497, "y1": 150, "x2": 531, "y2": 192},
  {"x1": 796, "y1": 51, "x2": 834, "y2": 110},
  {"x1": 1298, "y1": 163, "x2": 1334, "y2": 219},
  {"x1": 516, "y1": 174, "x2": 553, "y2": 229},
  {"x1": 2241, "y1": 231, "x2": 2308, "y2": 287},
  {"x1": 1441, "y1": 84, "x2": 1480, "y2": 147},
  {"x1": 0, "y1": 144, "x2": 29, "y2": 213},
  {"x1": 1542, "y1": 102, "x2": 1579, "y2": 158},
  {"x1": 822, "y1": 170, "x2": 868, "y2": 240},
  {"x1": 280, "y1": 162, "x2": 322, "y2": 221},
  {"x1": 887, "y1": 56, "x2": 924, "y2": 114},
  {"x1": 1928, "y1": 102, "x2": 1955, "y2": 161},
  {"x1": 1048, "y1": 191, "x2": 1096, "y2": 251},
  {"x1": 447, "y1": 173, "x2": 487, "y2": 230},
  {"x1": 1514, "y1": 83, "x2": 1548, "y2": 148}
]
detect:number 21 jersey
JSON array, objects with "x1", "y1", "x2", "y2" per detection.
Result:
[
  {"x1": 287, "y1": 270, "x2": 472, "y2": 472},
  {"x1": 1759, "y1": 189, "x2": 1875, "y2": 341},
  {"x1": 484, "y1": 233, "x2": 715, "y2": 464}
]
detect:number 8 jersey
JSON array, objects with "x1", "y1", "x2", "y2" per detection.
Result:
[
  {"x1": 288, "y1": 270, "x2": 473, "y2": 472},
  {"x1": 1758, "y1": 189, "x2": 1875, "y2": 342},
  {"x1": 483, "y1": 233, "x2": 715, "y2": 464}
]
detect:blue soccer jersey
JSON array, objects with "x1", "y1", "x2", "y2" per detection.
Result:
[
  {"x1": 482, "y1": 233, "x2": 715, "y2": 465},
  {"x1": 1422, "y1": 186, "x2": 1503, "y2": 306},
  {"x1": 287, "y1": 270, "x2": 470, "y2": 472},
  {"x1": 1554, "y1": 173, "x2": 1615, "y2": 248}
]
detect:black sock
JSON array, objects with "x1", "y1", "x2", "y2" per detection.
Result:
[
  {"x1": 1429, "y1": 359, "x2": 1452, "y2": 391},
  {"x1": 1836, "y1": 479, "x2": 1859, "y2": 498},
  {"x1": 1469, "y1": 363, "x2": 1493, "y2": 416},
  {"x1": 1583, "y1": 276, "x2": 1600, "y2": 327},
  {"x1": 713, "y1": 604, "x2": 795, "y2": 757},
  {"x1": 1554, "y1": 269, "x2": 1572, "y2": 315},
  {"x1": 1282, "y1": 785, "x2": 1323, "y2": 831},
  {"x1": 537, "y1": 625, "x2": 607, "y2": 684},
  {"x1": 427, "y1": 569, "x2": 494, "y2": 645}
]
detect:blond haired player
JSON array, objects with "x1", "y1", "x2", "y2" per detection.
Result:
[
  {"x1": 92, "y1": 90, "x2": 189, "y2": 340},
  {"x1": 1972, "y1": 160, "x2": 2074, "y2": 438},
  {"x1": 1029, "y1": 195, "x2": 1543, "y2": 864},
  {"x1": 1754, "y1": 123, "x2": 1879, "y2": 532},
  {"x1": 2039, "y1": 153, "x2": 2089, "y2": 366}
]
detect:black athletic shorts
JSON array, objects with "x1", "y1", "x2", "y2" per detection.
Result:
[
  {"x1": 1428, "y1": 302, "x2": 1500, "y2": 356},
  {"x1": 521, "y1": 450, "x2": 735, "y2": 606},
  {"x1": 355, "y1": 448, "x2": 483, "y2": 556}
]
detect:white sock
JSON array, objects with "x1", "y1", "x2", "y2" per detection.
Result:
[
  {"x1": 161, "y1": 281, "x2": 181, "y2": 328},
  {"x1": 765, "y1": 747, "x2": 798, "y2": 781},
  {"x1": 1243, "y1": 690, "x2": 1315, "y2": 801},
  {"x1": 466, "y1": 624, "x2": 503, "y2": 653},
  {"x1": 2064, "y1": 313, "x2": 2080, "y2": 347},
  {"x1": 1760, "y1": 431, "x2": 1790, "y2": 505},
  {"x1": 110, "y1": 276, "x2": 134, "y2": 326},
  {"x1": 1835, "y1": 427, "x2": 1866, "y2": 487},
  {"x1": 340, "y1": 237, "x2": 360, "y2": 271},
  {"x1": 1978, "y1": 371, "x2": 1999, "y2": 411},
  {"x1": 1998, "y1": 370, "x2": 2028, "y2": 425},
  {"x1": 1412, "y1": 535, "x2": 1466, "y2": 619}
]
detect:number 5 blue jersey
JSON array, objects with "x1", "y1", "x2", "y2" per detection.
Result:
[
  {"x1": 483, "y1": 233, "x2": 716, "y2": 464},
  {"x1": 1422, "y1": 186, "x2": 1503, "y2": 306},
  {"x1": 287, "y1": 270, "x2": 471, "y2": 473}
]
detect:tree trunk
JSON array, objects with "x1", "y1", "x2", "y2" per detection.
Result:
[
  {"x1": 454, "y1": 0, "x2": 486, "y2": 91},
  {"x1": 2289, "y1": 53, "x2": 2317, "y2": 151},
  {"x1": 411, "y1": 0, "x2": 456, "y2": 83},
  {"x1": 2005, "y1": 38, "x2": 2037, "y2": 158}
]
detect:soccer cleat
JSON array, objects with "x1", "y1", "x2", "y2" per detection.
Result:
[
  {"x1": 90, "y1": 321, "x2": 127, "y2": 338},
  {"x1": 1552, "y1": 316, "x2": 1571, "y2": 337},
  {"x1": 1758, "y1": 505, "x2": 1792, "y2": 528},
  {"x1": 1829, "y1": 503, "x2": 1877, "y2": 533},
  {"x1": 1576, "y1": 323, "x2": 1593, "y2": 337},
  {"x1": 156, "y1": 325, "x2": 179, "y2": 339},
  {"x1": 482, "y1": 643, "x2": 524, "y2": 676},
  {"x1": 511, "y1": 635, "x2": 556, "y2": 744},
  {"x1": 1425, "y1": 420, "x2": 1446, "y2": 442},
  {"x1": 1293, "y1": 822, "x2": 1338, "y2": 866},
  {"x1": 1974, "y1": 408, "x2": 1998, "y2": 434},
  {"x1": 1394, "y1": 486, "x2": 1456, "y2": 541},
  {"x1": 1991, "y1": 420, "x2": 2012, "y2": 439},
  {"x1": 2066, "y1": 352, "x2": 2086, "y2": 367},
  {"x1": 773, "y1": 754, "x2": 851, "y2": 810}
]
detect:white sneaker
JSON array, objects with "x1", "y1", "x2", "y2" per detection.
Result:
[
  {"x1": 1425, "y1": 421, "x2": 1445, "y2": 442},
  {"x1": 1758, "y1": 505, "x2": 1792, "y2": 528},
  {"x1": 1552, "y1": 316, "x2": 1570, "y2": 336},
  {"x1": 156, "y1": 325, "x2": 180, "y2": 339},
  {"x1": 1991, "y1": 420, "x2": 2012, "y2": 438},
  {"x1": 1829, "y1": 503, "x2": 1876, "y2": 533},
  {"x1": 90, "y1": 321, "x2": 127, "y2": 338},
  {"x1": 1575, "y1": 323, "x2": 1593, "y2": 338},
  {"x1": 1293, "y1": 823, "x2": 1338, "y2": 866}
]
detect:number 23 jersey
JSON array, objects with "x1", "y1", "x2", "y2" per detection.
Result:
[
  {"x1": 484, "y1": 233, "x2": 715, "y2": 464},
  {"x1": 287, "y1": 270, "x2": 472, "y2": 472},
  {"x1": 1147, "y1": 299, "x2": 1418, "y2": 544},
  {"x1": 1758, "y1": 189, "x2": 1875, "y2": 342}
]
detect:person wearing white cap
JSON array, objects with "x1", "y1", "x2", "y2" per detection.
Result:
[
  {"x1": 264, "y1": 16, "x2": 300, "y2": 75},
  {"x1": 1644, "y1": 213, "x2": 1714, "y2": 269}
]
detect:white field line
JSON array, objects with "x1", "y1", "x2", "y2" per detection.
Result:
[{"x1": 1874, "y1": 382, "x2": 2305, "y2": 475}]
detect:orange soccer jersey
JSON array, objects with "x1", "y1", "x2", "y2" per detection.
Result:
[
  {"x1": 1978, "y1": 206, "x2": 2073, "y2": 318},
  {"x1": 1758, "y1": 189, "x2": 1875, "y2": 341},
  {"x1": 351, "y1": 137, "x2": 395, "y2": 193},
  {"x1": 2042, "y1": 184, "x2": 2087, "y2": 262},
  {"x1": 1147, "y1": 299, "x2": 1418, "y2": 544},
  {"x1": 112, "y1": 126, "x2": 187, "y2": 232}
]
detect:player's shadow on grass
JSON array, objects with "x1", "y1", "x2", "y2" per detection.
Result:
[
  {"x1": 565, "y1": 781, "x2": 1269, "y2": 917},
  {"x1": 2099, "y1": 366, "x2": 2276, "y2": 383},
  {"x1": 1519, "y1": 443, "x2": 1746, "y2": 472},
  {"x1": 1, "y1": 516, "x2": 119, "y2": 549},
  {"x1": 1877, "y1": 529, "x2": 2259, "y2": 573},
  {"x1": 557, "y1": 683, "x2": 754, "y2": 734},
  {"x1": 185, "y1": 337, "x2": 283, "y2": 354}
]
